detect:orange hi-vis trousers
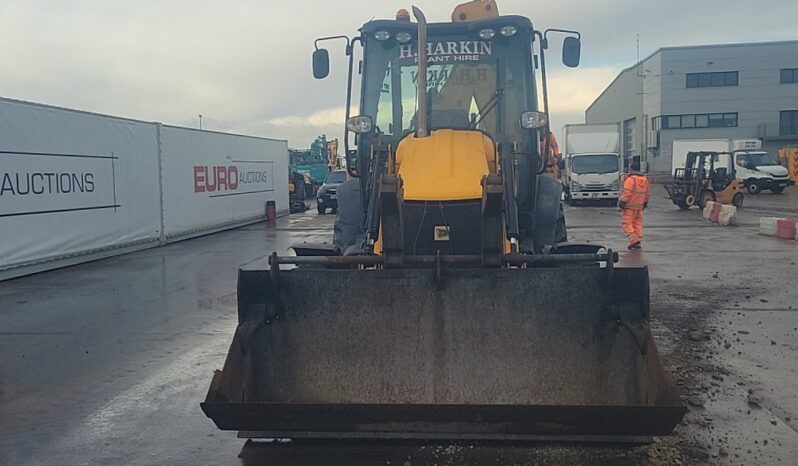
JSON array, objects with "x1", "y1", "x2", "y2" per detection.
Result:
[{"x1": 622, "y1": 209, "x2": 644, "y2": 245}]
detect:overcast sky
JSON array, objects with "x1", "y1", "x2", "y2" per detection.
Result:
[{"x1": 1, "y1": 0, "x2": 796, "y2": 149}]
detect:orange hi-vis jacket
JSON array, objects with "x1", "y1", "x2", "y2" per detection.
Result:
[
  {"x1": 540, "y1": 131, "x2": 561, "y2": 161},
  {"x1": 620, "y1": 173, "x2": 650, "y2": 210}
]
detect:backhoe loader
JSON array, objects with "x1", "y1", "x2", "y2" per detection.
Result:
[{"x1": 202, "y1": 0, "x2": 685, "y2": 440}]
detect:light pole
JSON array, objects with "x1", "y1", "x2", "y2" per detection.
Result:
[
  {"x1": 199, "y1": 114, "x2": 203, "y2": 130},
  {"x1": 637, "y1": 34, "x2": 645, "y2": 170}
]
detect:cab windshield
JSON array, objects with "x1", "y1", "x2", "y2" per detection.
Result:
[
  {"x1": 742, "y1": 152, "x2": 779, "y2": 167},
  {"x1": 361, "y1": 33, "x2": 535, "y2": 145},
  {"x1": 571, "y1": 154, "x2": 619, "y2": 174}
]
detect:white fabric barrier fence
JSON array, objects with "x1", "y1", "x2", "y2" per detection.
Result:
[
  {"x1": 0, "y1": 97, "x2": 288, "y2": 280},
  {"x1": 160, "y1": 126, "x2": 288, "y2": 239}
]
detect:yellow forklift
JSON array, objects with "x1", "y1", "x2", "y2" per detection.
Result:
[{"x1": 665, "y1": 151, "x2": 744, "y2": 210}]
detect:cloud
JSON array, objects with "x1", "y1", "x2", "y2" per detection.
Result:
[
  {"x1": 1, "y1": 0, "x2": 797, "y2": 150},
  {"x1": 269, "y1": 107, "x2": 347, "y2": 129},
  {"x1": 545, "y1": 66, "x2": 621, "y2": 137}
]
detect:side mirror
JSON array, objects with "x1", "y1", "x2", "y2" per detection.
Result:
[
  {"x1": 346, "y1": 115, "x2": 373, "y2": 134},
  {"x1": 557, "y1": 159, "x2": 565, "y2": 170},
  {"x1": 562, "y1": 36, "x2": 581, "y2": 68},
  {"x1": 520, "y1": 111, "x2": 549, "y2": 129},
  {"x1": 312, "y1": 49, "x2": 330, "y2": 79}
]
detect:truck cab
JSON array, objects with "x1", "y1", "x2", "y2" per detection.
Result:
[{"x1": 564, "y1": 152, "x2": 621, "y2": 204}]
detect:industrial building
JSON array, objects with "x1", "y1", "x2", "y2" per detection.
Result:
[{"x1": 585, "y1": 40, "x2": 798, "y2": 174}]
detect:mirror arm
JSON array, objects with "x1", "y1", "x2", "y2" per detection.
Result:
[
  {"x1": 534, "y1": 30, "x2": 551, "y2": 175},
  {"x1": 314, "y1": 35, "x2": 350, "y2": 52},
  {"x1": 344, "y1": 36, "x2": 362, "y2": 177},
  {"x1": 542, "y1": 28, "x2": 581, "y2": 42}
]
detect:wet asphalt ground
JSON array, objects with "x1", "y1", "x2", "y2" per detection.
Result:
[{"x1": 1, "y1": 187, "x2": 796, "y2": 465}]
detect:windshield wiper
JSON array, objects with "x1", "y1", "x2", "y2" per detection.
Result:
[
  {"x1": 467, "y1": 58, "x2": 505, "y2": 132},
  {"x1": 467, "y1": 90, "x2": 504, "y2": 130}
]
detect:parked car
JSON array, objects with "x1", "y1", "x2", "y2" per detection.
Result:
[{"x1": 317, "y1": 170, "x2": 347, "y2": 214}]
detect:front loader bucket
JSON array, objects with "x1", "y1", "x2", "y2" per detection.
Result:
[{"x1": 201, "y1": 264, "x2": 686, "y2": 440}]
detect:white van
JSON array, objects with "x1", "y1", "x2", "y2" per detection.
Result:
[{"x1": 733, "y1": 150, "x2": 791, "y2": 194}]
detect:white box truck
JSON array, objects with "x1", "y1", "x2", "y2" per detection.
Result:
[
  {"x1": 561, "y1": 123, "x2": 622, "y2": 205},
  {"x1": 671, "y1": 139, "x2": 792, "y2": 194}
]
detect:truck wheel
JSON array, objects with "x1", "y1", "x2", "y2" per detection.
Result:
[
  {"x1": 732, "y1": 192, "x2": 744, "y2": 207},
  {"x1": 745, "y1": 181, "x2": 761, "y2": 195},
  {"x1": 770, "y1": 186, "x2": 784, "y2": 194},
  {"x1": 676, "y1": 200, "x2": 690, "y2": 210},
  {"x1": 317, "y1": 206, "x2": 325, "y2": 215}
]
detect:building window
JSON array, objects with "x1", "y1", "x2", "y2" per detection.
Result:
[
  {"x1": 623, "y1": 118, "x2": 635, "y2": 157},
  {"x1": 660, "y1": 113, "x2": 738, "y2": 129},
  {"x1": 686, "y1": 71, "x2": 738, "y2": 88},
  {"x1": 651, "y1": 116, "x2": 661, "y2": 131},
  {"x1": 781, "y1": 68, "x2": 798, "y2": 84},
  {"x1": 781, "y1": 110, "x2": 798, "y2": 136},
  {"x1": 664, "y1": 116, "x2": 681, "y2": 129},
  {"x1": 708, "y1": 114, "x2": 724, "y2": 128}
]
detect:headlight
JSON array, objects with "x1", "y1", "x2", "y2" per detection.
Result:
[
  {"x1": 610, "y1": 180, "x2": 620, "y2": 190},
  {"x1": 500, "y1": 26, "x2": 517, "y2": 37},
  {"x1": 396, "y1": 32, "x2": 412, "y2": 43},
  {"x1": 346, "y1": 115, "x2": 373, "y2": 134},
  {"x1": 478, "y1": 28, "x2": 495, "y2": 40},
  {"x1": 520, "y1": 111, "x2": 548, "y2": 129},
  {"x1": 374, "y1": 30, "x2": 391, "y2": 41},
  {"x1": 571, "y1": 182, "x2": 582, "y2": 191}
]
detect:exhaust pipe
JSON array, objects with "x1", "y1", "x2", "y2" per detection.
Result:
[{"x1": 412, "y1": 6, "x2": 429, "y2": 137}]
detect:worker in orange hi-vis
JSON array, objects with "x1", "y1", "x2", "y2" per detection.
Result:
[
  {"x1": 540, "y1": 130, "x2": 560, "y2": 161},
  {"x1": 619, "y1": 160, "x2": 650, "y2": 250},
  {"x1": 540, "y1": 130, "x2": 561, "y2": 178}
]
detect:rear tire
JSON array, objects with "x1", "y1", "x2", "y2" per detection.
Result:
[
  {"x1": 732, "y1": 192, "x2": 744, "y2": 207},
  {"x1": 771, "y1": 186, "x2": 785, "y2": 194},
  {"x1": 698, "y1": 190, "x2": 716, "y2": 209},
  {"x1": 746, "y1": 180, "x2": 761, "y2": 195},
  {"x1": 317, "y1": 206, "x2": 325, "y2": 215}
]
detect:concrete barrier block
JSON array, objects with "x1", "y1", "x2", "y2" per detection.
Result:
[
  {"x1": 718, "y1": 204, "x2": 738, "y2": 226},
  {"x1": 760, "y1": 217, "x2": 797, "y2": 239}
]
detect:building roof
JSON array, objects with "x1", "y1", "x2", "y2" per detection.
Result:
[{"x1": 585, "y1": 39, "x2": 798, "y2": 114}]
